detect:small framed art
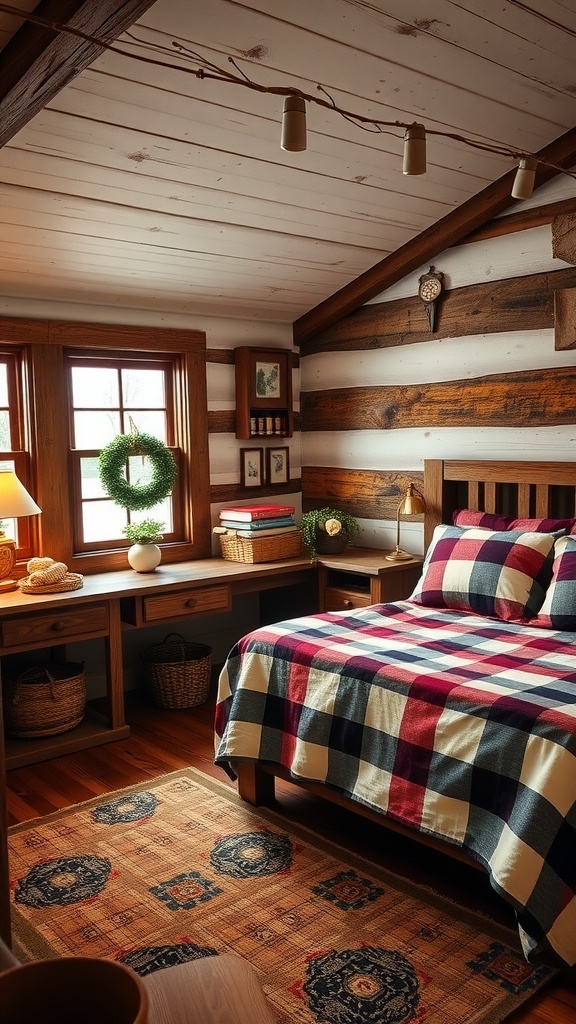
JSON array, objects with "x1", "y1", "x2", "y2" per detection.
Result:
[
  {"x1": 266, "y1": 446, "x2": 290, "y2": 485},
  {"x1": 240, "y1": 447, "x2": 264, "y2": 488}
]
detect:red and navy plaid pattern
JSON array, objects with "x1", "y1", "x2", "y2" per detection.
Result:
[
  {"x1": 453, "y1": 508, "x2": 576, "y2": 533},
  {"x1": 410, "y1": 524, "x2": 554, "y2": 621},
  {"x1": 532, "y1": 535, "x2": 576, "y2": 630},
  {"x1": 215, "y1": 601, "x2": 576, "y2": 967}
]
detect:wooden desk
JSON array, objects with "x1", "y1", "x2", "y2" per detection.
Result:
[
  {"x1": 0, "y1": 554, "x2": 313, "y2": 947},
  {"x1": 0, "y1": 555, "x2": 313, "y2": 771}
]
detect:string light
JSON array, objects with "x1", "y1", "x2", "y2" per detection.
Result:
[
  {"x1": 281, "y1": 95, "x2": 307, "y2": 152},
  {"x1": 403, "y1": 124, "x2": 427, "y2": 176},
  {"x1": 511, "y1": 156, "x2": 538, "y2": 200},
  {"x1": 0, "y1": 3, "x2": 575, "y2": 198}
]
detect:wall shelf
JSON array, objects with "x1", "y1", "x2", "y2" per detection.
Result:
[{"x1": 234, "y1": 346, "x2": 293, "y2": 440}]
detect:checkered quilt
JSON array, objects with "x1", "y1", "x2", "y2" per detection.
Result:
[{"x1": 214, "y1": 600, "x2": 576, "y2": 967}]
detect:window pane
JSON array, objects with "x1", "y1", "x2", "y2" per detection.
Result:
[
  {"x1": 128, "y1": 496, "x2": 172, "y2": 532},
  {"x1": 0, "y1": 411, "x2": 10, "y2": 450},
  {"x1": 80, "y1": 457, "x2": 106, "y2": 499},
  {"x1": 0, "y1": 364, "x2": 8, "y2": 405},
  {"x1": 74, "y1": 411, "x2": 121, "y2": 449},
  {"x1": 71, "y1": 367, "x2": 119, "y2": 408},
  {"x1": 123, "y1": 411, "x2": 166, "y2": 440},
  {"x1": 83, "y1": 500, "x2": 127, "y2": 542},
  {"x1": 122, "y1": 368, "x2": 165, "y2": 408}
]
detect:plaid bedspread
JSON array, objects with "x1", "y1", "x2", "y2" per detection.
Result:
[{"x1": 215, "y1": 601, "x2": 576, "y2": 967}]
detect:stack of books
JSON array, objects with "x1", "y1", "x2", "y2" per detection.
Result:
[{"x1": 219, "y1": 503, "x2": 297, "y2": 538}]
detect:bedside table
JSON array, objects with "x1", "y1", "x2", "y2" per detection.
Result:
[{"x1": 317, "y1": 547, "x2": 423, "y2": 612}]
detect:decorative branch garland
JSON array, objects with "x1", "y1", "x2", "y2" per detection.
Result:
[
  {"x1": 99, "y1": 432, "x2": 177, "y2": 512},
  {"x1": 0, "y1": 1, "x2": 574, "y2": 178}
]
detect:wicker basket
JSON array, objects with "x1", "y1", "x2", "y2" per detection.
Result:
[
  {"x1": 4, "y1": 663, "x2": 86, "y2": 739},
  {"x1": 141, "y1": 633, "x2": 212, "y2": 709},
  {"x1": 217, "y1": 528, "x2": 303, "y2": 564}
]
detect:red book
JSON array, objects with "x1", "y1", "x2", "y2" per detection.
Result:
[{"x1": 219, "y1": 503, "x2": 295, "y2": 522}]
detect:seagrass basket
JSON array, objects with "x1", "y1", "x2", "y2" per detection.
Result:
[
  {"x1": 4, "y1": 662, "x2": 86, "y2": 738},
  {"x1": 141, "y1": 633, "x2": 212, "y2": 708},
  {"x1": 217, "y1": 528, "x2": 303, "y2": 564}
]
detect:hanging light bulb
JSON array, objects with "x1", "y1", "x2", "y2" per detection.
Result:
[
  {"x1": 511, "y1": 156, "x2": 538, "y2": 200},
  {"x1": 403, "y1": 123, "x2": 426, "y2": 175},
  {"x1": 281, "y1": 95, "x2": 307, "y2": 152}
]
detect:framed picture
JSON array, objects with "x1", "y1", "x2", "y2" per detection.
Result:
[
  {"x1": 266, "y1": 446, "x2": 290, "y2": 485},
  {"x1": 240, "y1": 447, "x2": 263, "y2": 488},
  {"x1": 235, "y1": 347, "x2": 292, "y2": 410}
]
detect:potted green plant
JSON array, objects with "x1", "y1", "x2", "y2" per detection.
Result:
[
  {"x1": 300, "y1": 507, "x2": 359, "y2": 562},
  {"x1": 122, "y1": 519, "x2": 165, "y2": 573}
]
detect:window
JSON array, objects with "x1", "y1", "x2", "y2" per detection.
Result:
[
  {"x1": 67, "y1": 350, "x2": 181, "y2": 552},
  {"x1": 0, "y1": 318, "x2": 211, "y2": 575},
  {"x1": 0, "y1": 347, "x2": 35, "y2": 560}
]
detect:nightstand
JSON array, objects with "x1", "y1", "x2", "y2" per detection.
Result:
[{"x1": 317, "y1": 547, "x2": 423, "y2": 612}]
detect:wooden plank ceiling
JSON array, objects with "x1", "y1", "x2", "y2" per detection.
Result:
[{"x1": 0, "y1": 0, "x2": 575, "y2": 331}]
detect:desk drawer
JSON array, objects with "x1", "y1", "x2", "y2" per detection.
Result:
[
  {"x1": 2, "y1": 603, "x2": 108, "y2": 648},
  {"x1": 323, "y1": 587, "x2": 371, "y2": 612},
  {"x1": 142, "y1": 584, "x2": 231, "y2": 623}
]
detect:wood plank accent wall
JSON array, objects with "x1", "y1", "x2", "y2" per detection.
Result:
[
  {"x1": 302, "y1": 368, "x2": 576, "y2": 432},
  {"x1": 299, "y1": 178, "x2": 576, "y2": 552},
  {"x1": 300, "y1": 266, "x2": 576, "y2": 356}
]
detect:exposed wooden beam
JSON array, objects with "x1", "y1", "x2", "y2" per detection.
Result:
[
  {"x1": 0, "y1": 0, "x2": 158, "y2": 147},
  {"x1": 293, "y1": 127, "x2": 576, "y2": 346}
]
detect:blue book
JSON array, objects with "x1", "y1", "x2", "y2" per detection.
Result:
[{"x1": 219, "y1": 516, "x2": 296, "y2": 531}]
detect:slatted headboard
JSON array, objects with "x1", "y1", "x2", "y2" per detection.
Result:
[{"x1": 423, "y1": 460, "x2": 576, "y2": 550}]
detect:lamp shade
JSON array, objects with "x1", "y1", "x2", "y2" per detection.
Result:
[
  {"x1": 0, "y1": 470, "x2": 41, "y2": 518},
  {"x1": 398, "y1": 485, "x2": 426, "y2": 516}
]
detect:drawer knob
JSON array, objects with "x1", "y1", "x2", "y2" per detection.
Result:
[
  {"x1": 185, "y1": 598, "x2": 197, "y2": 608},
  {"x1": 51, "y1": 621, "x2": 66, "y2": 631},
  {"x1": 343, "y1": 599, "x2": 353, "y2": 608}
]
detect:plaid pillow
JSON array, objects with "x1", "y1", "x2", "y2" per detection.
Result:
[
  {"x1": 410, "y1": 524, "x2": 555, "y2": 621},
  {"x1": 453, "y1": 509, "x2": 576, "y2": 534},
  {"x1": 531, "y1": 535, "x2": 576, "y2": 630}
]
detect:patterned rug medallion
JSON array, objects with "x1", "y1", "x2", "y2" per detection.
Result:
[{"x1": 8, "y1": 768, "x2": 554, "y2": 1024}]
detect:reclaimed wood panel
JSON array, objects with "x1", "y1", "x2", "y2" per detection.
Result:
[
  {"x1": 301, "y1": 368, "x2": 576, "y2": 431},
  {"x1": 300, "y1": 266, "x2": 576, "y2": 356},
  {"x1": 554, "y1": 289, "x2": 576, "y2": 350},
  {"x1": 301, "y1": 467, "x2": 424, "y2": 522}
]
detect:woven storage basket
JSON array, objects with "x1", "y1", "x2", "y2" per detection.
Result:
[
  {"x1": 4, "y1": 663, "x2": 86, "y2": 738},
  {"x1": 141, "y1": 633, "x2": 212, "y2": 709},
  {"x1": 218, "y1": 528, "x2": 303, "y2": 564}
]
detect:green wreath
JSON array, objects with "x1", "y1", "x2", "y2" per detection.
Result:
[{"x1": 98, "y1": 432, "x2": 177, "y2": 512}]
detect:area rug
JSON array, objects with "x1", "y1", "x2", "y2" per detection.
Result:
[{"x1": 8, "y1": 767, "x2": 554, "y2": 1024}]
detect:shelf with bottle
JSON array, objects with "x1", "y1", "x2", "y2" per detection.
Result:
[
  {"x1": 249, "y1": 412, "x2": 289, "y2": 437},
  {"x1": 235, "y1": 346, "x2": 294, "y2": 440}
]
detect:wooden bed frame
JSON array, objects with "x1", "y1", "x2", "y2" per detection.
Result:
[{"x1": 234, "y1": 458, "x2": 576, "y2": 865}]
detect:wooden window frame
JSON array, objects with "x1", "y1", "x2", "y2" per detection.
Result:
[
  {"x1": 66, "y1": 349, "x2": 182, "y2": 553},
  {"x1": 0, "y1": 347, "x2": 37, "y2": 560},
  {"x1": 0, "y1": 317, "x2": 211, "y2": 575}
]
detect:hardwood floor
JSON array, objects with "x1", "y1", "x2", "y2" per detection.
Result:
[{"x1": 5, "y1": 687, "x2": 576, "y2": 1024}]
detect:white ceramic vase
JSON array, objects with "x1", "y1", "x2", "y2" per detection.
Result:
[{"x1": 127, "y1": 543, "x2": 161, "y2": 573}]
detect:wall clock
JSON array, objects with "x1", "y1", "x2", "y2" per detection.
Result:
[{"x1": 418, "y1": 266, "x2": 444, "y2": 332}]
